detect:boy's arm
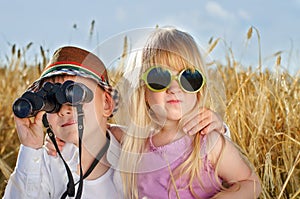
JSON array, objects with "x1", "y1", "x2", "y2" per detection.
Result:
[
  {"x1": 4, "y1": 111, "x2": 55, "y2": 198},
  {"x1": 3, "y1": 145, "x2": 52, "y2": 199},
  {"x1": 183, "y1": 107, "x2": 230, "y2": 137},
  {"x1": 14, "y1": 111, "x2": 45, "y2": 149}
]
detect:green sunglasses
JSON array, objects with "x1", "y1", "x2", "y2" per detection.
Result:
[{"x1": 141, "y1": 66, "x2": 206, "y2": 93}]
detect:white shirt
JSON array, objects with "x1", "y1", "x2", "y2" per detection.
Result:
[{"x1": 3, "y1": 131, "x2": 123, "y2": 199}]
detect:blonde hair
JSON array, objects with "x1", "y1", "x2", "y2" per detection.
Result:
[{"x1": 116, "y1": 27, "x2": 225, "y2": 199}]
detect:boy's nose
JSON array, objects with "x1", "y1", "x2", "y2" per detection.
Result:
[{"x1": 57, "y1": 104, "x2": 73, "y2": 116}]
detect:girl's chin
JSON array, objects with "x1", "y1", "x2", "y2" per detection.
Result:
[
  {"x1": 153, "y1": 112, "x2": 183, "y2": 122},
  {"x1": 166, "y1": 112, "x2": 183, "y2": 120}
]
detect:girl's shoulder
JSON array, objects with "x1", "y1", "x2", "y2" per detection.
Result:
[{"x1": 201, "y1": 131, "x2": 226, "y2": 166}]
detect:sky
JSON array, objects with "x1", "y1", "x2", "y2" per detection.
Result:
[{"x1": 1, "y1": 0, "x2": 300, "y2": 74}]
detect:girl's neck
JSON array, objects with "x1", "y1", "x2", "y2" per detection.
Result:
[{"x1": 151, "y1": 120, "x2": 185, "y2": 147}]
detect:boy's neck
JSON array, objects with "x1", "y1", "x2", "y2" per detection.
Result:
[
  {"x1": 77, "y1": 153, "x2": 110, "y2": 180},
  {"x1": 78, "y1": 135, "x2": 110, "y2": 180}
]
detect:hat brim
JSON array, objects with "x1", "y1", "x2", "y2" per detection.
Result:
[{"x1": 28, "y1": 69, "x2": 119, "y2": 116}]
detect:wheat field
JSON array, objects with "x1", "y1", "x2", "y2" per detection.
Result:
[{"x1": 0, "y1": 34, "x2": 299, "y2": 198}]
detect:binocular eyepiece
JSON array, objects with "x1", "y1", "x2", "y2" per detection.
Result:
[{"x1": 13, "y1": 80, "x2": 94, "y2": 118}]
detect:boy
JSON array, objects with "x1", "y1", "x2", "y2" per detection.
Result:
[{"x1": 3, "y1": 46, "x2": 122, "y2": 199}]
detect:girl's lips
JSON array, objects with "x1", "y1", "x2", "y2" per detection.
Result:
[
  {"x1": 61, "y1": 121, "x2": 77, "y2": 127},
  {"x1": 167, "y1": 99, "x2": 181, "y2": 104}
]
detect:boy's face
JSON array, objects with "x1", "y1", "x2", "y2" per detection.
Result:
[{"x1": 46, "y1": 75, "x2": 113, "y2": 151}]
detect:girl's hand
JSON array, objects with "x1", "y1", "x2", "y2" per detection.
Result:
[
  {"x1": 44, "y1": 134, "x2": 65, "y2": 156},
  {"x1": 14, "y1": 111, "x2": 46, "y2": 149},
  {"x1": 183, "y1": 107, "x2": 225, "y2": 135}
]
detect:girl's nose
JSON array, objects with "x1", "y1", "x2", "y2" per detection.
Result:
[
  {"x1": 166, "y1": 80, "x2": 181, "y2": 94},
  {"x1": 57, "y1": 104, "x2": 73, "y2": 116}
]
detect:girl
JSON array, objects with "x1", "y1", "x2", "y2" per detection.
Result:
[{"x1": 117, "y1": 27, "x2": 261, "y2": 199}]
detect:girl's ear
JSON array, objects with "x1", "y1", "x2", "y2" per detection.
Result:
[{"x1": 103, "y1": 92, "x2": 114, "y2": 117}]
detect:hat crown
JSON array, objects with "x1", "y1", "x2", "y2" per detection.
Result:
[{"x1": 44, "y1": 46, "x2": 108, "y2": 81}]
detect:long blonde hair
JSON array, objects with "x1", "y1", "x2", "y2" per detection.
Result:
[{"x1": 116, "y1": 27, "x2": 225, "y2": 199}]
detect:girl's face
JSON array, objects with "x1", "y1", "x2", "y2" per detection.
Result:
[
  {"x1": 46, "y1": 76, "x2": 111, "y2": 146},
  {"x1": 145, "y1": 68, "x2": 197, "y2": 123}
]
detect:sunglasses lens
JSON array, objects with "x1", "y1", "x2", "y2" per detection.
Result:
[
  {"x1": 180, "y1": 69, "x2": 204, "y2": 92},
  {"x1": 147, "y1": 67, "x2": 171, "y2": 91}
]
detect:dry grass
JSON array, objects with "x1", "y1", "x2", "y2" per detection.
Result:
[
  {"x1": 0, "y1": 38, "x2": 299, "y2": 198},
  {"x1": 220, "y1": 65, "x2": 299, "y2": 198}
]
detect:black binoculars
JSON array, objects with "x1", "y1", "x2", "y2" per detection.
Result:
[{"x1": 13, "y1": 80, "x2": 94, "y2": 118}]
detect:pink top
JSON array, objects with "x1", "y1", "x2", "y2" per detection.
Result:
[{"x1": 137, "y1": 134, "x2": 222, "y2": 199}]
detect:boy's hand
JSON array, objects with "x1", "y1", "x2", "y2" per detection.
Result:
[
  {"x1": 14, "y1": 111, "x2": 46, "y2": 149},
  {"x1": 45, "y1": 134, "x2": 65, "y2": 156},
  {"x1": 183, "y1": 107, "x2": 225, "y2": 135}
]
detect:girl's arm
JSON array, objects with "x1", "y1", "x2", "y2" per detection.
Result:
[{"x1": 208, "y1": 132, "x2": 261, "y2": 199}]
